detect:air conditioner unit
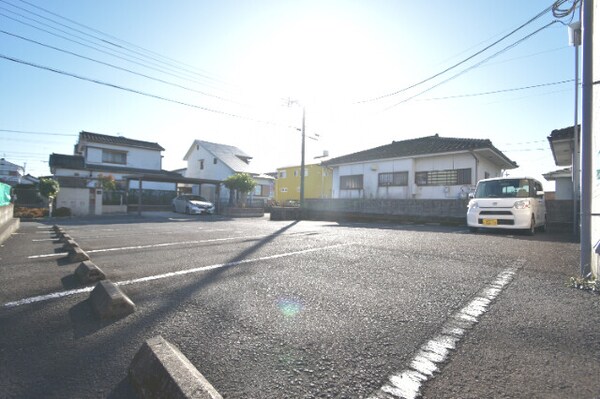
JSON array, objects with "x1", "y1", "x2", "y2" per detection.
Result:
[{"x1": 370, "y1": 164, "x2": 378, "y2": 171}]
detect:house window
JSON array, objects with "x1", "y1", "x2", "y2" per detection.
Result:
[
  {"x1": 378, "y1": 171, "x2": 408, "y2": 187},
  {"x1": 213, "y1": 158, "x2": 218, "y2": 164},
  {"x1": 340, "y1": 175, "x2": 363, "y2": 190},
  {"x1": 254, "y1": 185, "x2": 262, "y2": 196},
  {"x1": 102, "y1": 149, "x2": 126, "y2": 165},
  {"x1": 199, "y1": 159, "x2": 204, "y2": 170},
  {"x1": 279, "y1": 170, "x2": 287, "y2": 178},
  {"x1": 294, "y1": 170, "x2": 298, "y2": 177},
  {"x1": 415, "y1": 168, "x2": 472, "y2": 186}
]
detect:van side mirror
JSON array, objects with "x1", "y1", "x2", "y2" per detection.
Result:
[
  {"x1": 468, "y1": 192, "x2": 475, "y2": 199},
  {"x1": 536, "y1": 191, "x2": 544, "y2": 198}
]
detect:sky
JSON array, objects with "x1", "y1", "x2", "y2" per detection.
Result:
[{"x1": 0, "y1": 0, "x2": 582, "y2": 190}]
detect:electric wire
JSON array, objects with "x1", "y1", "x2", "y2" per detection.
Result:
[
  {"x1": 386, "y1": 21, "x2": 558, "y2": 109},
  {"x1": 418, "y1": 79, "x2": 574, "y2": 101},
  {"x1": 0, "y1": 8, "x2": 231, "y2": 93},
  {"x1": 10, "y1": 0, "x2": 230, "y2": 86},
  {"x1": 0, "y1": 53, "x2": 297, "y2": 131},
  {"x1": 356, "y1": 2, "x2": 557, "y2": 103},
  {"x1": 0, "y1": 29, "x2": 246, "y2": 105},
  {"x1": 0, "y1": 129, "x2": 76, "y2": 136}
]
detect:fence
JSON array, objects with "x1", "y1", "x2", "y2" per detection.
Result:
[{"x1": 0, "y1": 183, "x2": 10, "y2": 206}]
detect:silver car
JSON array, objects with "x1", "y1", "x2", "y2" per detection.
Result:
[{"x1": 172, "y1": 195, "x2": 215, "y2": 215}]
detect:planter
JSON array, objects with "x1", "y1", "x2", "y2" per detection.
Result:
[{"x1": 223, "y1": 207, "x2": 264, "y2": 217}]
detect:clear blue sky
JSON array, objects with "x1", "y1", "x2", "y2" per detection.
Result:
[{"x1": 0, "y1": 0, "x2": 581, "y2": 189}]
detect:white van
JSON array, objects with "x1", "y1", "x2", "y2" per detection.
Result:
[{"x1": 466, "y1": 177, "x2": 547, "y2": 235}]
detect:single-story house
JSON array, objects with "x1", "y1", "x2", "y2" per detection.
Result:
[{"x1": 322, "y1": 134, "x2": 518, "y2": 200}]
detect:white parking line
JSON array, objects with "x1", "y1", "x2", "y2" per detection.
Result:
[
  {"x1": 4, "y1": 244, "x2": 348, "y2": 308},
  {"x1": 26, "y1": 235, "x2": 265, "y2": 259},
  {"x1": 369, "y1": 265, "x2": 520, "y2": 399}
]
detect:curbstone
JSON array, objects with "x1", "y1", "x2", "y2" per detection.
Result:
[
  {"x1": 62, "y1": 239, "x2": 79, "y2": 251},
  {"x1": 60, "y1": 234, "x2": 72, "y2": 244},
  {"x1": 75, "y1": 261, "x2": 106, "y2": 284},
  {"x1": 89, "y1": 280, "x2": 136, "y2": 319},
  {"x1": 129, "y1": 335, "x2": 222, "y2": 399},
  {"x1": 68, "y1": 246, "x2": 90, "y2": 262}
]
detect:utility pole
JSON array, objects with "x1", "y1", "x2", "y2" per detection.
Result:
[
  {"x1": 300, "y1": 106, "x2": 306, "y2": 208},
  {"x1": 568, "y1": 19, "x2": 581, "y2": 238},
  {"x1": 580, "y1": 0, "x2": 592, "y2": 278}
]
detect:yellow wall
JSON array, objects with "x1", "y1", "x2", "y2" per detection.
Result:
[{"x1": 275, "y1": 164, "x2": 332, "y2": 203}]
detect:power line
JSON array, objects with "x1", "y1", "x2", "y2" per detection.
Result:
[
  {"x1": 0, "y1": 8, "x2": 231, "y2": 93},
  {"x1": 11, "y1": 0, "x2": 231, "y2": 86},
  {"x1": 0, "y1": 53, "x2": 296, "y2": 130},
  {"x1": 356, "y1": 2, "x2": 557, "y2": 103},
  {"x1": 386, "y1": 21, "x2": 558, "y2": 109},
  {"x1": 0, "y1": 129, "x2": 76, "y2": 136},
  {"x1": 417, "y1": 79, "x2": 574, "y2": 101},
  {"x1": 0, "y1": 29, "x2": 245, "y2": 104}
]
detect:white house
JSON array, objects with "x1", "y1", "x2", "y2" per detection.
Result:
[
  {"x1": 0, "y1": 158, "x2": 25, "y2": 186},
  {"x1": 49, "y1": 131, "x2": 181, "y2": 216},
  {"x1": 323, "y1": 134, "x2": 517, "y2": 200},
  {"x1": 183, "y1": 140, "x2": 274, "y2": 205}
]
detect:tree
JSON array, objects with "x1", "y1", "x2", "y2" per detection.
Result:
[
  {"x1": 97, "y1": 174, "x2": 117, "y2": 191},
  {"x1": 38, "y1": 178, "x2": 59, "y2": 199},
  {"x1": 223, "y1": 173, "x2": 257, "y2": 207},
  {"x1": 38, "y1": 178, "x2": 59, "y2": 216}
]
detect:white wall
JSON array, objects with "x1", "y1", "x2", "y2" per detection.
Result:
[
  {"x1": 127, "y1": 180, "x2": 176, "y2": 191},
  {"x1": 331, "y1": 153, "x2": 491, "y2": 200},
  {"x1": 185, "y1": 144, "x2": 234, "y2": 181},
  {"x1": 57, "y1": 188, "x2": 89, "y2": 216},
  {"x1": 85, "y1": 144, "x2": 162, "y2": 170}
]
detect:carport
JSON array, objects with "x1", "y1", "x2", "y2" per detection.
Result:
[{"x1": 124, "y1": 174, "x2": 223, "y2": 215}]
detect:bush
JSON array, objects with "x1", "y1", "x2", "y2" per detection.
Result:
[{"x1": 52, "y1": 207, "x2": 71, "y2": 217}]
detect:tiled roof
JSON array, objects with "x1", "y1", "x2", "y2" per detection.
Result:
[
  {"x1": 78, "y1": 131, "x2": 165, "y2": 151},
  {"x1": 323, "y1": 134, "x2": 516, "y2": 167},
  {"x1": 548, "y1": 125, "x2": 578, "y2": 141},
  {"x1": 49, "y1": 154, "x2": 85, "y2": 170},
  {"x1": 542, "y1": 167, "x2": 571, "y2": 180}
]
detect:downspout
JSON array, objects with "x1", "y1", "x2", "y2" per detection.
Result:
[{"x1": 469, "y1": 151, "x2": 479, "y2": 183}]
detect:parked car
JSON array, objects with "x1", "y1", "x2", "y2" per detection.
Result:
[
  {"x1": 172, "y1": 195, "x2": 215, "y2": 215},
  {"x1": 466, "y1": 177, "x2": 546, "y2": 235}
]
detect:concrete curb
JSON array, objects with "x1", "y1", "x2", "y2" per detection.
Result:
[
  {"x1": 75, "y1": 261, "x2": 106, "y2": 284},
  {"x1": 129, "y1": 336, "x2": 222, "y2": 399},
  {"x1": 89, "y1": 280, "x2": 136, "y2": 319}
]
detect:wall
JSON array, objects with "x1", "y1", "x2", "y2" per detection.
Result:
[
  {"x1": 56, "y1": 187, "x2": 90, "y2": 216},
  {"x1": 330, "y1": 153, "x2": 492, "y2": 200},
  {"x1": 275, "y1": 165, "x2": 332, "y2": 202},
  {"x1": 85, "y1": 144, "x2": 162, "y2": 170},
  {"x1": 0, "y1": 203, "x2": 19, "y2": 244},
  {"x1": 302, "y1": 198, "x2": 573, "y2": 229}
]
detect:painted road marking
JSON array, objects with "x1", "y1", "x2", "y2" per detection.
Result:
[
  {"x1": 4, "y1": 244, "x2": 348, "y2": 308},
  {"x1": 26, "y1": 236, "x2": 264, "y2": 259},
  {"x1": 369, "y1": 265, "x2": 520, "y2": 399},
  {"x1": 26, "y1": 231, "x2": 321, "y2": 259}
]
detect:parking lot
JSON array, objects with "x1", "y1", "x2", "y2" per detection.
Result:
[{"x1": 1, "y1": 213, "x2": 598, "y2": 398}]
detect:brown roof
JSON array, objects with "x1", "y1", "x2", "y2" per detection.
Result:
[
  {"x1": 78, "y1": 131, "x2": 165, "y2": 151},
  {"x1": 323, "y1": 134, "x2": 517, "y2": 168}
]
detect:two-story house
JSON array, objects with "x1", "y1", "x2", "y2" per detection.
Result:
[
  {"x1": 323, "y1": 134, "x2": 517, "y2": 200},
  {"x1": 0, "y1": 158, "x2": 25, "y2": 186},
  {"x1": 49, "y1": 131, "x2": 181, "y2": 216},
  {"x1": 183, "y1": 140, "x2": 274, "y2": 206},
  {"x1": 275, "y1": 164, "x2": 333, "y2": 204}
]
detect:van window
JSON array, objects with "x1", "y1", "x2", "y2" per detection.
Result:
[{"x1": 474, "y1": 179, "x2": 531, "y2": 198}]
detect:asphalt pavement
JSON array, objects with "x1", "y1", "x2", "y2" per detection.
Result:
[{"x1": 0, "y1": 213, "x2": 598, "y2": 398}]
